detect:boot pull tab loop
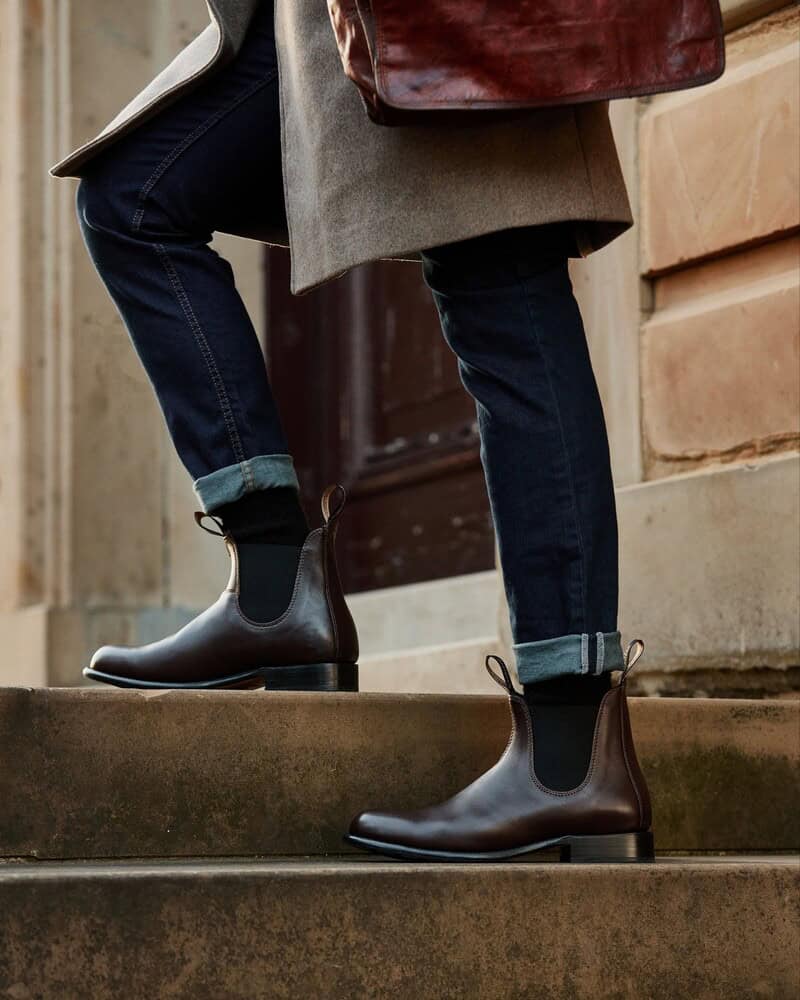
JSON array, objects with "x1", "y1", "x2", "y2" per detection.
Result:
[
  {"x1": 485, "y1": 655, "x2": 517, "y2": 695},
  {"x1": 321, "y1": 484, "x2": 347, "y2": 525},
  {"x1": 621, "y1": 639, "x2": 645, "y2": 681},
  {"x1": 194, "y1": 511, "x2": 226, "y2": 537}
]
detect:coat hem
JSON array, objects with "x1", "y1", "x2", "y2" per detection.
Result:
[{"x1": 288, "y1": 214, "x2": 633, "y2": 296}]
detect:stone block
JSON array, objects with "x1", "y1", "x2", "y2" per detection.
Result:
[
  {"x1": 640, "y1": 8, "x2": 799, "y2": 273},
  {"x1": 360, "y1": 636, "x2": 501, "y2": 693},
  {"x1": 642, "y1": 259, "x2": 799, "y2": 472},
  {"x1": 722, "y1": 0, "x2": 793, "y2": 31},
  {"x1": 618, "y1": 454, "x2": 800, "y2": 671},
  {"x1": 652, "y1": 231, "x2": 799, "y2": 308},
  {"x1": 0, "y1": 608, "x2": 47, "y2": 687},
  {"x1": 68, "y1": 266, "x2": 166, "y2": 605},
  {"x1": 0, "y1": 1, "x2": 48, "y2": 612},
  {"x1": 347, "y1": 569, "x2": 499, "y2": 656}
]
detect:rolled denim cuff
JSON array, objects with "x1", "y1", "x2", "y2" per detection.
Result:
[
  {"x1": 514, "y1": 631, "x2": 624, "y2": 684},
  {"x1": 193, "y1": 454, "x2": 300, "y2": 512}
]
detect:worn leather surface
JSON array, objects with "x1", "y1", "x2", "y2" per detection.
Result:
[
  {"x1": 350, "y1": 675, "x2": 652, "y2": 851},
  {"x1": 329, "y1": 0, "x2": 725, "y2": 123},
  {"x1": 90, "y1": 491, "x2": 359, "y2": 684}
]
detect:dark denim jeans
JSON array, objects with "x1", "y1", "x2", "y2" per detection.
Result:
[
  {"x1": 76, "y1": 1, "x2": 622, "y2": 682},
  {"x1": 421, "y1": 232, "x2": 622, "y2": 680}
]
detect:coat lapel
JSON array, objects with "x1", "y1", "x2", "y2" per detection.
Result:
[{"x1": 49, "y1": 0, "x2": 261, "y2": 178}]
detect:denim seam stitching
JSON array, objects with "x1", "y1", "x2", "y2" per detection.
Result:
[
  {"x1": 154, "y1": 243, "x2": 246, "y2": 466},
  {"x1": 519, "y1": 273, "x2": 589, "y2": 631},
  {"x1": 130, "y1": 71, "x2": 277, "y2": 233}
]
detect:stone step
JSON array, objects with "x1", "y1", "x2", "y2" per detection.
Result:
[
  {"x1": 360, "y1": 636, "x2": 501, "y2": 693},
  {"x1": 1, "y1": 856, "x2": 797, "y2": 999},
  {"x1": 1, "y1": 688, "x2": 796, "y2": 860},
  {"x1": 347, "y1": 568, "x2": 499, "y2": 657}
]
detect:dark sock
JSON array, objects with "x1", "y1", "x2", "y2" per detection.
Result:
[
  {"x1": 523, "y1": 673, "x2": 612, "y2": 792},
  {"x1": 215, "y1": 488, "x2": 309, "y2": 544},
  {"x1": 215, "y1": 488, "x2": 309, "y2": 622}
]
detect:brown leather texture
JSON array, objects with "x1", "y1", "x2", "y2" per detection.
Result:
[
  {"x1": 350, "y1": 676, "x2": 651, "y2": 852},
  {"x1": 328, "y1": 0, "x2": 725, "y2": 124},
  {"x1": 89, "y1": 489, "x2": 359, "y2": 685}
]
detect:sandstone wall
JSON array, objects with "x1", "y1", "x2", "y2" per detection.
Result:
[
  {"x1": 0, "y1": 0, "x2": 251, "y2": 685},
  {"x1": 568, "y1": 2, "x2": 799, "y2": 695},
  {"x1": 1, "y1": 0, "x2": 797, "y2": 692}
]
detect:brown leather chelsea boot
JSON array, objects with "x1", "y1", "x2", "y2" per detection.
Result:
[
  {"x1": 347, "y1": 641, "x2": 653, "y2": 862},
  {"x1": 84, "y1": 485, "x2": 359, "y2": 691}
]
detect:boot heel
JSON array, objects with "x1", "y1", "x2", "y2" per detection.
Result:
[
  {"x1": 559, "y1": 830, "x2": 654, "y2": 863},
  {"x1": 259, "y1": 662, "x2": 359, "y2": 692}
]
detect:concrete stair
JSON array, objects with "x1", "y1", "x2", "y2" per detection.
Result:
[
  {"x1": 1, "y1": 856, "x2": 797, "y2": 999},
  {"x1": 360, "y1": 636, "x2": 501, "y2": 693},
  {"x1": 1, "y1": 687, "x2": 798, "y2": 998},
  {"x1": 1, "y1": 688, "x2": 796, "y2": 859}
]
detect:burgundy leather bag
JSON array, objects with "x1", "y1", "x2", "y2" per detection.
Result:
[{"x1": 327, "y1": 0, "x2": 725, "y2": 125}]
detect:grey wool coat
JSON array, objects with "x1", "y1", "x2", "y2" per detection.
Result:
[{"x1": 50, "y1": 0, "x2": 633, "y2": 295}]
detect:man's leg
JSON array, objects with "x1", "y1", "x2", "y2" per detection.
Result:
[
  {"x1": 76, "y1": 2, "x2": 308, "y2": 623},
  {"x1": 421, "y1": 224, "x2": 622, "y2": 789},
  {"x1": 346, "y1": 224, "x2": 653, "y2": 862},
  {"x1": 73, "y1": 2, "x2": 360, "y2": 688}
]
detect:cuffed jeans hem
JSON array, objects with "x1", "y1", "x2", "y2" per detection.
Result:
[
  {"x1": 514, "y1": 631, "x2": 624, "y2": 684},
  {"x1": 193, "y1": 454, "x2": 300, "y2": 512}
]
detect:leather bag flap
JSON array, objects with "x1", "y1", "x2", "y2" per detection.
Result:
[{"x1": 356, "y1": 0, "x2": 725, "y2": 111}]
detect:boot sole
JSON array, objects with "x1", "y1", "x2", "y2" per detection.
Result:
[
  {"x1": 345, "y1": 829, "x2": 654, "y2": 863},
  {"x1": 83, "y1": 661, "x2": 359, "y2": 692}
]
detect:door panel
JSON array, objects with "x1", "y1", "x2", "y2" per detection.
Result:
[{"x1": 265, "y1": 249, "x2": 495, "y2": 592}]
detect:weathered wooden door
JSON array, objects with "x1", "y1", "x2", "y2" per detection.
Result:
[{"x1": 264, "y1": 250, "x2": 494, "y2": 593}]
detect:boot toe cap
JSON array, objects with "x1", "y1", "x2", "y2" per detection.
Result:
[
  {"x1": 348, "y1": 810, "x2": 380, "y2": 839},
  {"x1": 349, "y1": 809, "x2": 418, "y2": 847},
  {"x1": 90, "y1": 644, "x2": 120, "y2": 667},
  {"x1": 87, "y1": 645, "x2": 136, "y2": 679}
]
